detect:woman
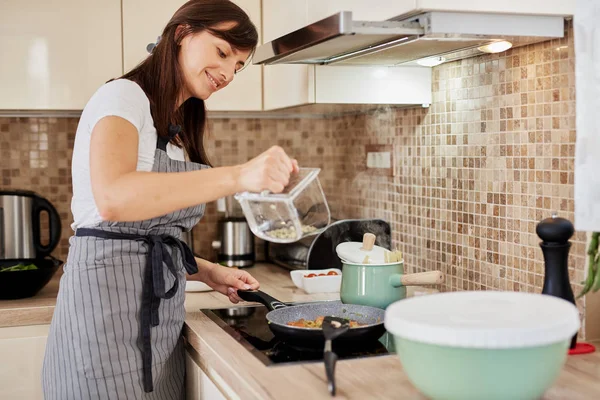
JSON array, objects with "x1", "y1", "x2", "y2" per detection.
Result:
[{"x1": 42, "y1": 1, "x2": 297, "y2": 398}]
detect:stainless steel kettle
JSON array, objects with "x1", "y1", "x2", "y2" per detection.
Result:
[
  {"x1": 212, "y1": 217, "x2": 255, "y2": 268},
  {"x1": 212, "y1": 196, "x2": 255, "y2": 268},
  {"x1": 0, "y1": 190, "x2": 62, "y2": 260}
]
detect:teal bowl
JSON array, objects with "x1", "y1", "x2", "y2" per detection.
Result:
[
  {"x1": 393, "y1": 337, "x2": 569, "y2": 400},
  {"x1": 384, "y1": 291, "x2": 580, "y2": 400}
]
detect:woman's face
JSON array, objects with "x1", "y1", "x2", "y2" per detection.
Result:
[{"x1": 178, "y1": 22, "x2": 252, "y2": 102}]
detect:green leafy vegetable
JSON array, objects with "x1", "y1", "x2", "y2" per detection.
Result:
[
  {"x1": 0, "y1": 263, "x2": 38, "y2": 272},
  {"x1": 578, "y1": 232, "x2": 600, "y2": 298}
]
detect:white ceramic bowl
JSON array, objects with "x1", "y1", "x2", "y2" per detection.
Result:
[{"x1": 290, "y1": 269, "x2": 342, "y2": 294}]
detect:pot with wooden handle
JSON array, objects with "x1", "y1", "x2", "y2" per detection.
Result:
[{"x1": 338, "y1": 233, "x2": 444, "y2": 309}]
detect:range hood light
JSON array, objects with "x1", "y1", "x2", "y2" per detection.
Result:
[
  {"x1": 416, "y1": 56, "x2": 446, "y2": 67},
  {"x1": 478, "y1": 41, "x2": 513, "y2": 54}
]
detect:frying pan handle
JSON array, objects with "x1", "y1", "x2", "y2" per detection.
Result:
[
  {"x1": 389, "y1": 271, "x2": 444, "y2": 287},
  {"x1": 324, "y1": 350, "x2": 338, "y2": 396},
  {"x1": 237, "y1": 290, "x2": 288, "y2": 311}
]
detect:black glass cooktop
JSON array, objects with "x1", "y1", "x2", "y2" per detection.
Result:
[{"x1": 201, "y1": 302, "x2": 396, "y2": 366}]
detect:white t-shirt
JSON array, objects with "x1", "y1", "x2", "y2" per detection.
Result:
[{"x1": 70, "y1": 79, "x2": 186, "y2": 230}]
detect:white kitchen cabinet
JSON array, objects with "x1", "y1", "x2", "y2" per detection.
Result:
[
  {"x1": 122, "y1": 0, "x2": 263, "y2": 111},
  {"x1": 305, "y1": 0, "x2": 404, "y2": 24},
  {"x1": 0, "y1": 324, "x2": 50, "y2": 400},
  {"x1": 185, "y1": 349, "x2": 233, "y2": 400},
  {"x1": 261, "y1": 0, "x2": 432, "y2": 111},
  {"x1": 393, "y1": 0, "x2": 574, "y2": 18},
  {"x1": 0, "y1": 0, "x2": 122, "y2": 110},
  {"x1": 262, "y1": 0, "x2": 401, "y2": 42},
  {"x1": 261, "y1": 1, "x2": 310, "y2": 111}
]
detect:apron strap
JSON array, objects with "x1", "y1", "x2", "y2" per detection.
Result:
[
  {"x1": 75, "y1": 227, "x2": 198, "y2": 393},
  {"x1": 156, "y1": 124, "x2": 182, "y2": 151}
]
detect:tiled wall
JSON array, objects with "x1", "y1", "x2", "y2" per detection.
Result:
[
  {"x1": 0, "y1": 24, "x2": 588, "y2": 328},
  {"x1": 330, "y1": 29, "x2": 585, "y2": 297}
]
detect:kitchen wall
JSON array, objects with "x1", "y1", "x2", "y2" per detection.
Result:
[{"x1": 0, "y1": 23, "x2": 588, "y2": 329}]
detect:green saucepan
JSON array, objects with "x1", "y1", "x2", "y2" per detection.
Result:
[{"x1": 340, "y1": 260, "x2": 444, "y2": 309}]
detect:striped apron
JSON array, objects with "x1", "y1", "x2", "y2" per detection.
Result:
[{"x1": 42, "y1": 125, "x2": 209, "y2": 399}]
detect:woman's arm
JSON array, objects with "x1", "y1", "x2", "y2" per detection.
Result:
[{"x1": 90, "y1": 116, "x2": 296, "y2": 222}]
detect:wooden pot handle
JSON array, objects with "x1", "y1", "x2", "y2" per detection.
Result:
[
  {"x1": 400, "y1": 271, "x2": 444, "y2": 286},
  {"x1": 361, "y1": 233, "x2": 376, "y2": 251}
]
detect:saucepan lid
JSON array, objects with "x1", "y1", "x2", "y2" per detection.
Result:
[{"x1": 336, "y1": 233, "x2": 402, "y2": 264}]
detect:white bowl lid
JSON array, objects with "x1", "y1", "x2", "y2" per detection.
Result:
[{"x1": 384, "y1": 291, "x2": 580, "y2": 349}]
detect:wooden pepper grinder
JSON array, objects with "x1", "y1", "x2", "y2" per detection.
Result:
[{"x1": 536, "y1": 212, "x2": 577, "y2": 349}]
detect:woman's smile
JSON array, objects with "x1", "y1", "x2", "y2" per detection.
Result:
[{"x1": 205, "y1": 70, "x2": 220, "y2": 91}]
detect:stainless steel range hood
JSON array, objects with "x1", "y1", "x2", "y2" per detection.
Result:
[{"x1": 253, "y1": 11, "x2": 565, "y2": 66}]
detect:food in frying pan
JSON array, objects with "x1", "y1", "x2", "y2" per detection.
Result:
[
  {"x1": 304, "y1": 271, "x2": 338, "y2": 278},
  {"x1": 286, "y1": 316, "x2": 365, "y2": 329},
  {"x1": 265, "y1": 224, "x2": 318, "y2": 239}
]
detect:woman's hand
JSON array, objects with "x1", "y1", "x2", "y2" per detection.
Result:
[
  {"x1": 191, "y1": 258, "x2": 259, "y2": 303},
  {"x1": 237, "y1": 146, "x2": 299, "y2": 193}
]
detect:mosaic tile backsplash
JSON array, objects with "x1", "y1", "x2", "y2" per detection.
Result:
[{"x1": 0, "y1": 25, "x2": 588, "y2": 328}]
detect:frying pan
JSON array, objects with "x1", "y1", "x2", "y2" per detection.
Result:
[{"x1": 237, "y1": 289, "x2": 386, "y2": 346}]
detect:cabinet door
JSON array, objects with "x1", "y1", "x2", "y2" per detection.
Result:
[
  {"x1": 185, "y1": 351, "x2": 229, "y2": 400},
  {"x1": 307, "y1": 0, "x2": 575, "y2": 19},
  {"x1": 185, "y1": 351, "x2": 201, "y2": 400},
  {"x1": 0, "y1": 325, "x2": 50, "y2": 400},
  {"x1": 306, "y1": 0, "x2": 404, "y2": 22},
  {"x1": 122, "y1": 0, "x2": 262, "y2": 111},
  {"x1": 0, "y1": 0, "x2": 122, "y2": 110},
  {"x1": 207, "y1": 0, "x2": 262, "y2": 111},
  {"x1": 262, "y1": 0, "x2": 401, "y2": 42},
  {"x1": 262, "y1": 0, "x2": 312, "y2": 110},
  {"x1": 410, "y1": 0, "x2": 574, "y2": 17}
]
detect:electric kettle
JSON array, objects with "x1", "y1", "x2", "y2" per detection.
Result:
[{"x1": 0, "y1": 190, "x2": 62, "y2": 260}]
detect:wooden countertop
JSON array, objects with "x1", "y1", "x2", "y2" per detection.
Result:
[
  {"x1": 0, "y1": 276, "x2": 60, "y2": 328},
  {"x1": 2, "y1": 263, "x2": 600, "y2": 399}
]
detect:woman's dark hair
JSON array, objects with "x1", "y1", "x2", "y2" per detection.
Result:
[{"x1": 117, "y1": 0, "x2": 258, "y2": 165}]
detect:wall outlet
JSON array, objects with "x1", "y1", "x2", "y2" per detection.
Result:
[
  {"x1": 365, "y1": 144, "x2": 393, "y2": 176},
  {"x1": 367, "y1": 151, "x2": 391, "y2": 168}
]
